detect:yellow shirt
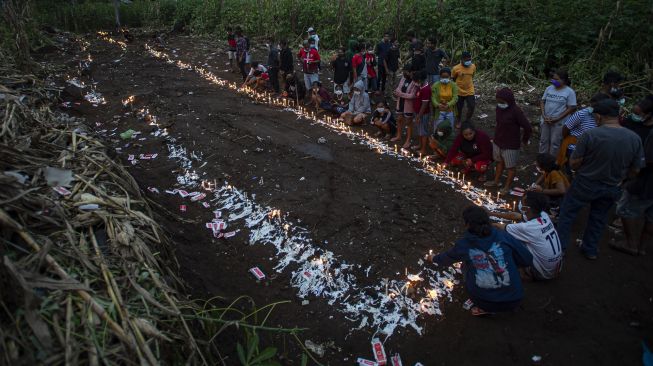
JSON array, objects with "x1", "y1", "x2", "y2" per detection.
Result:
[
  {"x1": 452, "y1": 63, "x2": 476, "y2": 96},
  {"x1": 543, "y1": 170, "x2": 570, "y2": 190},
  {"x1": 439, "y1": 83, "x2": 453, "y2": 104}
]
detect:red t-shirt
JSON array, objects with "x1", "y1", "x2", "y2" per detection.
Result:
[
  {"x1": 298, "y1": 48, "x2": 321, "y2": 74},
  {"x1": 365, "y1": 53, "x2": 377, "y2": 78},
  {"x1": 413, "y1": 84, "x2": 432, "y2": 114},
  {"x1": 352, "y1": 54, "x2": 364, "y2": 75}
]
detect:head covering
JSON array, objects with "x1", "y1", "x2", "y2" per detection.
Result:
[
  {"x1": 307, "y1": 27, "x2": 315, "y2": 33},
  {"x1": 495, "y1": 87, "x2": 516, "y2": 106},
  {"x1": 353, "y1": 79, "x2": 366, "y2": 91},
  {"x1": 593, "y1": 99, "x2": 620, "y2": 117},
  {"x1": 462, "y1": 51, "x2": 471, "y2": 58}
]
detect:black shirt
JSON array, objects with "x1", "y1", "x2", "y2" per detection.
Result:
[
  {"x1": 386, "y1": 48, "x2": 400, "y2": 72},
  {"x1": 280, "y1": 47, "x2": 293, "y2": 72},
  {"x1": 460, "y1": 138, "x2": 481, "y2": 158},
  {"x1": 331, "y1": 57, "x2": 351, "y2": 85},
  {"x1": 622, "y1": 117, "x2": 653, "y2": 143},
  {"x1": 411, "y1": 53, "x2": 426, "y2": 72},
  {"x1": 425, "y1": 48, "x2": 447, "y2": 75},
  {"x1": 267, "y1": 46, "x2": 279, "y2": 68}
]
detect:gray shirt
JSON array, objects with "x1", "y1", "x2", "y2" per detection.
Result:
[
  {"x1": 571, "y1": 125, "x2": 644, "y2": 186},
  {"x1": 541, "y1": 85, "x2": 577, "y2": 121}
]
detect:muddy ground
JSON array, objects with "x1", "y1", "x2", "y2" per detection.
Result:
[{"x1": 41, "y1": 31, "x2": 653, "y2": 365}]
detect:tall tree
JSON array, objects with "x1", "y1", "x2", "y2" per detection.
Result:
[
  {"x1": 1, "y1": 0, "x2": 33, "y2": 72},
  {"x1": 113, "y1": 0, "x2": 121, "y2": 28}
]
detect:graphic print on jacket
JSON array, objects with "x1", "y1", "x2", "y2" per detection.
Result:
[{"x1": 470, "y1": 243, "x2": 510, "y2": 289}]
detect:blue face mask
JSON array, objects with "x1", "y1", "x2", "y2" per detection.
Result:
[
  {"x1": 463, "y1": 60, "x2": 472, "y2": 67},
  {"x1": 631, "y1": 113, "x2": 644, "y2": 122},
  {"x1": 618, "y1": 98, "x2": 625, "y2": 106},
  {"x1": 586, "y1": 106, "x2": 594, "y2": 114},
  {"x1": 440, "y1": 78, "x2": 450, "y2": 84}
]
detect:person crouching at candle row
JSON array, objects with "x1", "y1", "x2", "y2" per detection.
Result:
[{"x1": 442, "y1": 123, "x2": 493, "y2": 182}]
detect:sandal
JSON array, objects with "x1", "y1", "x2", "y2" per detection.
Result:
[
  {"x1": 608, "y1": 242, "x2": 639, "y2": 256},
  {"x1": 471, "y1": 306, "x2": 494, "y2": 316}
]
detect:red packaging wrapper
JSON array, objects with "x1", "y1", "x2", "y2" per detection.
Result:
[
  {"x1": 178, "y1": 190, "x2": 189, "y2": 198},
  {"x1": 390, "y1": 354, "x2": 402, "y2": 366},
  {"x1": 371, "y1": 338, "x2": 387, "y2": 365},
  {"x1": 53, "y1": 186, "x2": 72, "y2": 196},
  {"x1": 249, "y1": 267, "x2": 265, "y2": 280},
  {"x1": 179, "y1": 205, "x2": 187, "y2": 212},
  {"x1": 190, "y1": 193, "x2": 206, "y2": 202},
  {"x1": 357, "y1": 358, "x2": 378, "y2": 366},
  {"x1": 463, "y1": 299, "x2": 474, "y2": 310}
]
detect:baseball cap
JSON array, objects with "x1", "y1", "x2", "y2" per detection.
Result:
[{"x1": 307, "y1": 27, "x2": 315, "y2": 33}]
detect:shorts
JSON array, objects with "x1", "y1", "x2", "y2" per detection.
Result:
[
  {"x1": 616, "y1": 190, "x2": 653, "y2": 222},
  {"x1": 415, "y1": 114, "x2": 430, "y2": 136},
  {"x1": 228, "y1": 50, "x2": 236, "y2": 60},
  {"x1": 396, "y1": 111, "x2": 414, "y2": 118},
  {"x1": 245, "y1": 52, "x2": 252, "y2": 63},
  {"x1": 492, "y1": 143, "x2": 520, "y2": 169}
]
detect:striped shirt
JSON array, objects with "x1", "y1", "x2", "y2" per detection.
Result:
[{"x1": 564, "y1": 108, "x2": 596, "y2": 137}]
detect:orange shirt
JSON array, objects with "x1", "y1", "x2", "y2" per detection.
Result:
[{"x1": 452, "y1": 63, "x2": 476, "y2": 96}]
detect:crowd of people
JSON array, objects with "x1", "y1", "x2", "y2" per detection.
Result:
[{"x1": 227, "y1": 26, "x2": 653, "y2": 316}]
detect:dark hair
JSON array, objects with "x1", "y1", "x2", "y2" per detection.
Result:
[
  {"x1": 602, "y1": 71, "x2": 624, "y2": 84},
  {"x1": 590, "y1": 92, "x2": 611, "y2": 105},
  {"x1": 280, "y1": 39, "x2": 288, "y2": 47},
  {"x1": 413, "y1": 70, "x2": 427, "y2": 81},
  {"x1": 402, "y1": 64, "x2": 412, "y2": 72},
  {"x1": 536, "y1": 153, "x2": 558, "y2": 172},
  {"x1": 439, "y1": 67, "x2": 451, "y2": 76},
  {"x1": 461, "y1": 51, "x2": 471, "y2": 59},
  {"x1": 460, "y1": 122, "x2": 475, "y2": 132},
  {"x1": 250, "y1": 61, "x2": 259, "y2": 68},
  {"x1": 554, "y1": 69, "x2": 572, "y2": 86},
  {"x1": 253, "y1": 70, "x2": 262, "y2": 76},
  {"x1": 524, "y1": 191, "x2": 550, "y2": 216},
  {"x1": 594, "y1": 99, "x2": 620, "y2": 117},
  {"x1": 463, "y1": 206, "x2": 492, "y2": 237},
  {"x1": 637, "y1": 95, "x2": 653, "y2": 114},
  {"x1": 427, "y1": 36, "x2": 438, "y2": 44}
]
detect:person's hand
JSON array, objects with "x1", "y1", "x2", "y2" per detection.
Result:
[
  {"x1": 439, "y1": 104, "x2": 447, "y2": 111},
  {"x1": 425, "y1": 253, "x2": 435, "y2": 262},
  {"x1": 393, "y1": 90, "x2": 399, "y2": 97},
  {"x1": 465, "y1": 159, "x2": 473, "y2": 168},
  {"x1": 529, "y1": 184, "x2": 543, "y2": 192}
]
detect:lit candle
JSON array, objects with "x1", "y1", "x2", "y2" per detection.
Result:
[
  {"x1": 497, "y1": 191, "x2": 500, "y2": 202},
  {"x1": 512, "y1": 201, "x2": 516, "y2": 211},
  {"x1": 462, "y1": 174, "x2": 465, "y2": 183},
  {"x1": 457, "y1": 172, "x2": 460, "y2": 181},
  {"x1": 394, "y1": 145, "x2": 398, "y2": 153}
]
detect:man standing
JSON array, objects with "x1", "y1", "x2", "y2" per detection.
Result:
[
  {"x1": 424, "y1": 37, "x2": 448, "y2": 85},
  {"x1": 266, "y1": 38, "x2": 280, "y2": 94},
  {"x1": 279, "y1": 39, "x2": 294, "y2": 88},
  {"x1": 556, "y1": 99, "x2": 644, "y2": 260},
  {"x1": 235, "y1": 27, "x2": 248, "y2": 81},
  {"x1": 331, "y1": 47, "x2": 351, "y2": 94},
  {"x1": 297, "y1": 39, "x2": 320, "y2": 94},
  {"x1": 452, "y1": 51, "x2": 477, "y2": 127},
  {"x1": 376, "y1": 32, "x2": 392, "y2": 95},
  {"x1": 307, "y1": 27, "x2": 320, "y2": 51}
]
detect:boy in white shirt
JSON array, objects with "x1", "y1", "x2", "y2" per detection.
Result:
[{"x1": 491, "y1": 192, "x2": 563, "y2": 280}]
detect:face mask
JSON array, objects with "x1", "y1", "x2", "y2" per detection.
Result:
[
  {"x1": 440, "y1": 78, "x2": 450, "y2": 84},
  {"x1": 631, "y1": 113, "x2": 644, "y2": 122},
  {"x1": 335, "y1": 90, "x2": 343, "y2": 96},
  {"x1": 497, "y1": 103, "x2": 509, "y2": 109},
  {"x1": 586, "y1": 106, "x2": 594, "y2": 114},
  {"x1": 551, "y1": 79, "x2": 562, "y2": 88},
  {"x1": 437, "y1": 131, "x2": 444, "y2": 137},
  {"x1": 618, "y1": 98, "x2": 625, "y2": 106},
  {"x1": 376, "y1": 108, "x2": 385, "y2": 113},
  {"x1": 463, "y1": 60, "x2": 472, "y2": 67},
  {"x1": 354, "y1": 91, "x2": 361, "y2": 96},
  {"x1": 610, "y1": 87, "x2": 619, "y2": 94}
]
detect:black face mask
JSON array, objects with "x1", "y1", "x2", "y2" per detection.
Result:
[{"x1": 609, "y1": 88, "x2": 622, "y2": 97}]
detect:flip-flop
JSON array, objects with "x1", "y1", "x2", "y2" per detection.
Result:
[
  {"x1": 471, "y1": 306, "x2": 494, "y2": 316},
  {"x1": 608, "y1": 242, "x2": 639, "y2": 256}
]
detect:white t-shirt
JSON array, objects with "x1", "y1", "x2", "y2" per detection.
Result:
[
  {"x1": 247, "y1": 64, "x2": 267, "y2": 77},
  {"x1": 541, "y1": 85, "x2": 577, "y2": 121},
  {"x1": 506, "y1": 212, "x2": 562, "y2": 279}
]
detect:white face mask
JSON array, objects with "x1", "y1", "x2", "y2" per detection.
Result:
[
  {"x1": 376, "y1": 108, "x2": 385, "y2": 113},
  {"x1": 335, "y1": 90, "x2": 343, "y2": 96},
  {"x1": 437, "y1": 131, "x2": 444, "y2": 137},
  {"x1": 354, "y1": 91, "x2": 361, "y2": 95},
  {"x1": 440, "y1": 78, "x2": 450, "y2": 84},
  {"x1": 497, "y1": 103, "x2": 509, "y2": 109}
]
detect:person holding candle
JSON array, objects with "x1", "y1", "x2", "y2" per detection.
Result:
[
  {"x1": 485, "y1": 87, "x2": 532, "y2": 194},
  {"x1": 431, "y1": 67, "x2": 459, "y2": 132},
  {"x1": 371, "y1": 101, "x2": 396, "y2": 138},
  {"x1": 428, "y1": 124, "x2": 454, "y2": 160},
  {"x1": 242, "y1": 62, "x2": 268, "y2": 89},
  {"x1": 529, "y1": 153, "x2": 570, "y2": 209},
  {"x1": 310, "y1": 81, "x2": 332, "y2": 111},
  {"x1": 341, "y1": 80, "x2": 371, "y2": 125},
  {"x1": 391, "y1": 65, "x2": 418, "y2": 148},
  {"x1": 444, "y1": 123, "x2": 493, "y2": 181},
  {"x1": 426, "y1": 205, "x2": 533, "y2": 315}
]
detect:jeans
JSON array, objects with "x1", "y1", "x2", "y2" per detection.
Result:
[
  {"x1": 456, "y1": 95, "x2": 476, "y2": 124},
  {"x1": 303, "y1": 73, "x2": 319, "y2": 92},
  {"x1": 434, "y1": 111, "x2": 455, "y2": 130},
  {"x1": 427, "y1": 74, "x2": 440, "y2": 84},
  {"x1": 238, "y1": 56, "x2": 247, "y2": 80},
  {"x1": 556, "y1": 176, "x2": 622, "y2": 256},
  {"x1": 269, "y1": 67, "x2": 280, "y2": 93},
  {"x1": 539, "y1": 117, "x2": 564, "y2": 156},
  {"x1": 368, "y1": 77, "x2": 377, "y2": 92}
]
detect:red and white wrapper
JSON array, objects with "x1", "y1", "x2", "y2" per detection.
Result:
[
  {"x1": 205, "y1": 221, "x2": 226, "y2": 233},
  {"x1": 357, "y1": 358, "x2": 378, "y2": 366},
  {"x1": 463, "y1": 299, "x2": 474, "y2": 310},
  {"x1": 213, "y1": 210, "x2": 222, "y2": 218},
  {"x1": 371, "y1": 338, "x2": 387, "y2": 365},
  {"x1": 179, "y1": 205, "x2": 187, "y2": 212},
  {"x1": 148, "y1": 187, "x2": 159, "y2": 193},
  {"x1": 190, "y1": 193, "x2": 206, "y2": 202},
  {"x1": 249, "y1": 267, "x2": 265, "y2": 280},
  {"x1": 302, "y1": 271, "x2": 312, "y2": 280},
  {"x1": 390, "y1": 354, "x2": 402, "y2": 366},
  {"x1": 53, "y1": 186, "x2": 72, "y2": 196},
  {"x1": 177, "y1": 190, "x2": 189, "y2": 198},
  {"x1": 165, "y1": 189, "x2": 178, "y2": 195},
  {"x1": 202, "y1": 202, "x2": 211, "y2": 208}
]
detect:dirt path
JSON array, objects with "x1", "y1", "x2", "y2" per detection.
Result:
[{"x1": 44, "y1": 32, "x2": 653, "y2": 365}]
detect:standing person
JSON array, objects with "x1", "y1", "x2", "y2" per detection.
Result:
[
  {"x1": 424, "y1": 37, "x2": 448, "y2": 85},
  {"x1": 412, "y1": 70, "x2": 432, "y2": 155},
  {"x1": 598, "y1": 70, "x2": 625, "y2": 101},
  {"x1": 426, "y1": 206, "x2": 533, "y2": 315},
  {"x1": 557, "y1": 93, "x2": 610, "y2": 168},
  {"x1": 556, "y1": 99, "x2": 644, "y2": 260},
  {"x1": 351, "y1": 44, "x2": 368, "y2": 90},
  {"x1": 621, "y1": 95, "x2": 653, "y2": 142},
  {"x1": 297, "y1": 39, "x2": 320, "y2": 95},
  {"x1": 365, "y1": 44, "x2": 378, "y2": 94},
  {"x1": 235, "y1": 27, "x2": 248, "y2": 80},
  {"x1": 376, "y1": 32, "x2": 392, "y2": 96},
  {"x1": 485, "y1": 87, "x2": 532, "y2": 191},
  {"x1": 331, "y1": 47, "x2": 351, "y2": 94},
  {"x1": 341, "y1": 80, "x2": 371, "y2": 125},
  {"x1": 452, "y1": 51, "x2": 477, "y2": 128},
  {"x1": 384, "y1": 40, "x2": 401, "y2": 98},
  {"x1": 266, "y1": 38, "x2": 280, "y2": 94},
  {"x1": 406, "y1": 30, "x2": 419, "y2": 59},
  {"x1": 410, "y1": 43, "x2": 426, "y2": 72},
  {"x1": 391, "y1": 65, "x2": 418, "y2": 148},
  {"x1": 539, "y1": 69, "x2": 577, "y2": 156},
  {"x1": 279, "y1": 39, "x2": 294, "y2": 88},
  {"x1": 492, "y1": 192, "x2": 563, "y2": 280},
  {"x1": 444, "y1": 123, "x2": 493, "y2": 179},
  {"x1": 226, "y1": 26, "x2": 237, "y2": 72},
  {"x1": 431, "y1": 68, "x2": 458, "y2": 131},
  {"x1": 307, "y1": 27, "x2": 319, "y2": 50}
]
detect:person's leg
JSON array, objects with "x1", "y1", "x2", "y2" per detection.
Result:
[
  {"x1": 341, "y1": 111, "x2": 353, "y2": 124},
  {"x1": 303, "y1": 73, "x2": 312, "y2": 92},
  {"x1": 640, "y1": 218, "x2": 653, "y2": 255},
  {"x1": 352, "y1": 113, "x2": 367, "y2": 125},
  {"x1": 239, "y1": 58, "x2": 247, "y2": 80},
  {"x1": 616, "y1": 191, "x2": 641, "y2": 254},
  {"x1": 446, "y1": 112, "x2": 455, "y2": 131},
  {"x1": 550, "y1": 122, "x2": 564, "y2": 158},
  {"x1": 465, "y1": 95, "x2": 476, "y2": 124},
  {"x1": 379, "y1": 68, "x2": 387, "y2": 92},
  {"x1": 556, "y1": 178, "x2": 593, "y2": 251},
  {"x1": 456, "y1": 97, "x2": 465, "y2": 128},
  {"x1": 501, "y1": 149, "x2": 519, "y2": 192},
  {"x1": 580, "y1": 187, "x2": 621, "y2": 258},
  {"x1": 539, "y1": 119, "x2": 550, "y2": 154},
  {"x1": 392, "y1": 114, "x2": 404, "y2": 141},
  {"x1": 403, "y1": 115, "x2": 414, "y2": 149},
  {"x1": 490, "y1": 143, "x2": 503, "y2": 186},
  {"x1": 269, "y1": 68, "x2": 279, "y2": 93}
]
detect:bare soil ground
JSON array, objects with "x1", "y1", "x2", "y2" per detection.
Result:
[{"x1": 41, "y1": 31, "x2": 653, "y2": 365}]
